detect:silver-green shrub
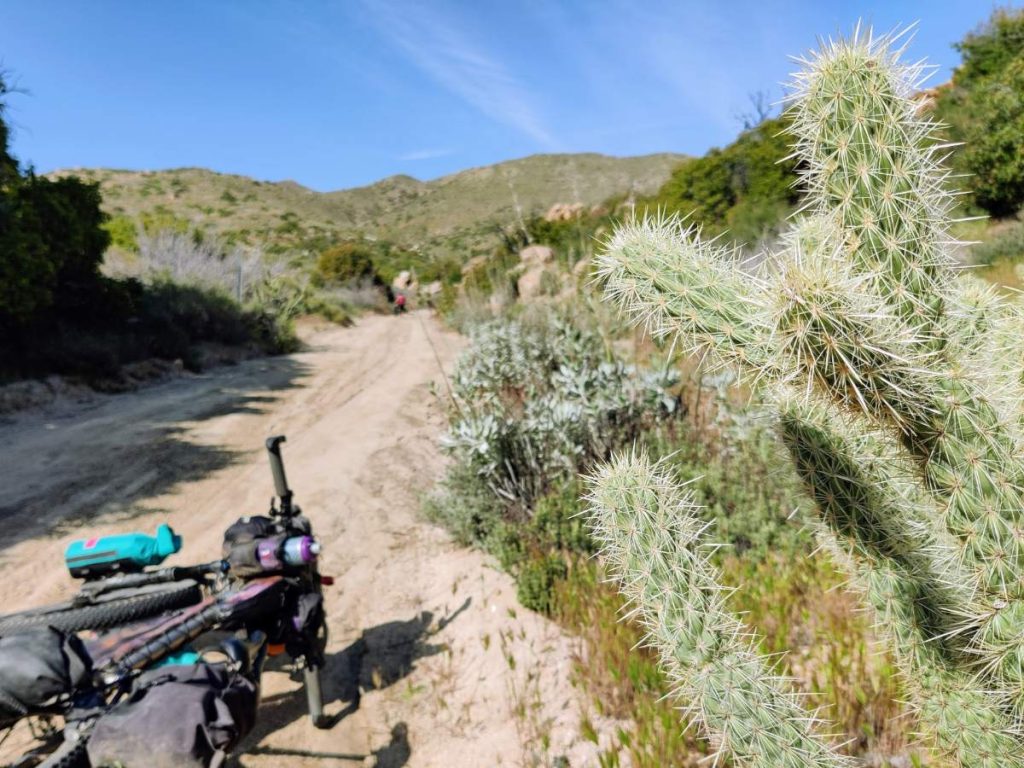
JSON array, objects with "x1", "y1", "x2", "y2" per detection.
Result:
[
  {"x1": 443, "y1": 315, "x2": 678, "y2": 509},
  {"x1": 588, "y1": 26, "x2": 1024, "y2": 766}
]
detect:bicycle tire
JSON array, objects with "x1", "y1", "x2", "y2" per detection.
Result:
[
  {"x1": 0, "y1": 582, "x2": 202, "y2": 636},
  {"x1": 10, "y1": 734, "x2": 89, "y2": 768},
  {"x1": 34, "y1": 737, "x2": 88, "y2": 768}
]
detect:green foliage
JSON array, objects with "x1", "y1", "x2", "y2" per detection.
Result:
[
  {"x1": 441, "y1": 314, "x2": 680, "y2": 510},
  {"x1": 594, "y1": 27, "x2": 1024, "y2": 766},
  {"x1": 314, "y1": 238, "x2": 459, "y2": 290},
  {"x1": 973, "y1": 220, "x2": 1024, "y2": 267},
  {"x1": 0, "y1": 75, "x2": 17, "y2": 187},
  {"x1": 0, "y1": 83, "x2": 298, "y2": 381},
  {"x1": 0, "y1": 173, "x2": 110, "y2": 325},
  {"x1": 515, "y1": 554, "x2": 567, "y2": 614},
  {"x1": 103, "y1": 214, "x2": 140, "y2": 253},
  {"x1": 139, "y1": 209, "x2": 190, "y2": 236},
  {"x1": 642, "y1": 116, "x2": 800, "y2": 245},
  {"x1": 962, "y1": 55, "x2": 1024, "y2": 216},
  {"x1": 316, "y1": 242, "x2": 378, "y2": 284},
  {"x1": 425, "y1": 309, "x2": 681, "y2": 614},
  {"x1": 648, "y1": 418, "x2": 809, "y2": 559},
  {"x1": 954, "y1": 7, "x2": 1024, "y2": 86},
  {"x1": 932, "y1": 8, "x2": 1024, "y2": 217}
]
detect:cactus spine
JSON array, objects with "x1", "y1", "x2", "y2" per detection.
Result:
[{"x1": 589, "y1": 25, "x2": 1024, "y2": 764}]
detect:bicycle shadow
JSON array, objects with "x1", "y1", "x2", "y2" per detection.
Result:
[{"x1": 238, "y1": 598, "x2": 470, "y2": 765}]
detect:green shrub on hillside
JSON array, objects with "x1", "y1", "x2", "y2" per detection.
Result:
[
  {"x1": 642, "y1": 116, "x2": 800, "y2": 245},
  {"x1": 932, "y1": 8, "x2": 1024, "y2": 216},
  {"x1": 316, "y1": 242, "x2": 378, "y2": 284},
  {"x1": 972, "y1": 220, "x2": 1024, "y2": 265},
  {"x1": 962, "y1": 55, "x2": 1024, "y2": 216},
  {"x1": 103, "y1": 214, "x2": 140, "y2": 253}
]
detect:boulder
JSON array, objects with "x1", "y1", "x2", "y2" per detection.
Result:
[
  {"x1": 519, "y1": 244, "x2": 554, "y2": 267},
  {"x1": 392, "y1": 270, "x2": 413, "y2": 290},
  {"x1": 544, "y1": 202, "x2": 584, "y2": 222},
  {"x1": 461, "y1": 255, "x2": 488, "y2": 275}
]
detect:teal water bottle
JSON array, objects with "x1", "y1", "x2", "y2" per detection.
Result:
[{"x1": 65, "y1": 523, "x2": 182, "y2": 579}]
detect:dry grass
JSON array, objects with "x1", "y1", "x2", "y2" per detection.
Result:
[{"x1": 551, "y1": 553, "x2": 923, "y2": 767}]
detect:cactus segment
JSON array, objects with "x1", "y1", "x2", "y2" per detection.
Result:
[{"x1": 586, "y1": 451, "x2": 852, "y2": 767}]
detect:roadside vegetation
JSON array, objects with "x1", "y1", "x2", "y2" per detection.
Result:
[
  {"x1": 1, "y1": 78, "x2": 400, "y2": 385},
  {"x1": 426, "y1": 296, "x2": 914, "y2": 765},
  {"x1": 421, "y1": 9, "x2": 1024, "y2": 765}
]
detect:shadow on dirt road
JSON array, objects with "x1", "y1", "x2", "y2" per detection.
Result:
[
  {"x1": 0, "y1": 356, "x2": 311, "y2": 556},
  {"x1": 241, "y1": 599, "x2": 470, "y2": 765}
]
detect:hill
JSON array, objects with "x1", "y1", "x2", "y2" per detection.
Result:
[{"x1": 52, "y1": 152, "x2": 685, "y2": 259}]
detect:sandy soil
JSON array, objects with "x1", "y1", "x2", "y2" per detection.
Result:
[{"x1": 0, "y1": 312, "x2": 615, "y2": 768}]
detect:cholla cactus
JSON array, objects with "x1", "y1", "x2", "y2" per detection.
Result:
[
  {"x1": 588, "y1": 25, "x2": 1024, "y2": 765},
  {"x1": 587, "y1": 451, "x2": 852, "y2": 768}
]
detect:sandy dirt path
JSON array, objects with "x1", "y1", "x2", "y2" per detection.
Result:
[{"x1": 0, "y1": 312, "x2": 612, "y2": 768}]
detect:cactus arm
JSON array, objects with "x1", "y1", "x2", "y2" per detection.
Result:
[
  {"x1": 822, "y1": 539, "x2": 1023, "y2": 767},
  {"x1": 786, "y1": 26, "x2": 956, "y2": 331},
  {"x1": 594, "y1": 215, "x2": 768, "y2": 373},
  {"x1": 775, "y1": 395, "x2": 971, "y2": 641},
  {"x1": 586, "y1": 451, "x2": 852, "y2": 767},
  {"x1": 774, "y1": 397, "x2": 1024, "y2": 765}
]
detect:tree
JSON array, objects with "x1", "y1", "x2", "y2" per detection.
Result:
[
  {"x1": 0, "y1": 73, "x2": 19, "y2": 188},
  {"x1": 644, "y1": 116, "x2": 800, "y2": 245},
  {"x1": 0, "y1": 75, "x2": 110, "y2": 327},
  {"x1": 932, "y1": 7, "x2": 1024, "y2": 216},
  {"x1": 963, "y1": 55, "x2": 1024, "y2": 216},
  {"x1": 955, "y1": 7, "x2": 1024, "y2": 86}
]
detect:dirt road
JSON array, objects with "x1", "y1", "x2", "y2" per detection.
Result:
[{"x1": 0, "y1": 312, "x2": 612, "y2": 767}]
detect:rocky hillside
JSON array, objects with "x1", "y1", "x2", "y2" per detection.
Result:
[{"x1": 53, "y1": 152, "x2": 685, "y2": 259}]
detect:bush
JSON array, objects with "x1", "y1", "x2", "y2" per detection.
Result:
[
  {"x1": 642, "y1": 116, "x2": 801, "y2": 245},
  {"x1": 931, "y1": 8, "x2": 1024, "y2": 217},
  {"x1": 962, "y1": 55, "x2": 1024, "y2": 216},
  {"x1": 103, "y1": 215, "x2": 140, "y2": 253},
  {"x1": 972, "y1": 220, "x2": 1024, "y2": 265},
  {"x1": 425, "y1": 309, "x2": 682, "y2": 613},
  {"x1": 440, "y1": 314, "x2": 681, "y2": 511},
  {"x1": 316, "y1": 242, "x2": 378, "y2": 284},
  {"x1": 516, "y1": 555, "x2": 567, "y2": 614},
  {"x1": 0, "y1": 174, "x2": 110, "y2": 325}
]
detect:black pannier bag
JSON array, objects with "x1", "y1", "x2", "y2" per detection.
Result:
[
  {"x1": 87, "y1": 662, "x2": 258, "y2": 768},
  {"x1": 0, "y1": 627, "x2": 91, "y2": 726}
]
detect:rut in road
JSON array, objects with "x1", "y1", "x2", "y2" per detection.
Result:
[{"x1": 0, "y1": 312, "x2": 618, "y2": 768}]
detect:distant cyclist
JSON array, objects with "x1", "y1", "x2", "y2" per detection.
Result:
[{"x1": 393, "y1": 292, "x2": 407, "y2": 315}]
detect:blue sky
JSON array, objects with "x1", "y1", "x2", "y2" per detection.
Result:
[{"x1": 0, "y1": 1, "x2": 1014, "y2": 191}]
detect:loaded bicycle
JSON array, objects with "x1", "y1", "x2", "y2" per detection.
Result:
[{"x1": 0, "y1": 436, "x2": 331, "y2": 768}]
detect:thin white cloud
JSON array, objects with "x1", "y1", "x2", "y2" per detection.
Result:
[
  {"x1": 359, "y1": 0, "x2": 557, "y2": 148},
  {"x1": 399, "y1": 147, "x2": 455, "y2": 161}
]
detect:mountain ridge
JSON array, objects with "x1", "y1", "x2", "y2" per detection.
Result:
[{"x1": 50, "y1": 151, "x2": 686, "y2": 258}]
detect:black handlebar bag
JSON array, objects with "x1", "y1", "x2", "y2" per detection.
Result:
[
  {"x1": 0, "y1": 627, "x2": 91, "y2": 726},
  {"x1": 87, "y1": 662, "x2": 258, "y2": 768}
]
